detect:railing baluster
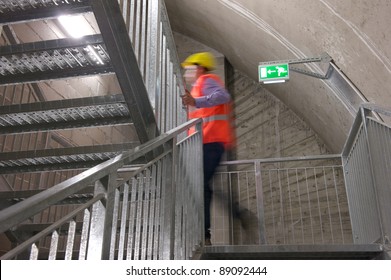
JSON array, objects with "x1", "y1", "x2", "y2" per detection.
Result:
[
  {"x1": 126, "y1": 178, "x2": 138, "y2": 260},
  {"x1": 110, "y1": 188, "x2": 120, "y2": 260},
  {"x1": 29, "y1": 243, "x2": 39, "y2": 260},
  {"x1": 141, "y1": 169, "x2": 152, "y2": 260},
  {"x1": 147, "y1": 165, "x2": 157, "y2": 260},
  {"x1": 154, "y1": 159, "x2": 163, "y2": 260},
  {"x1": 65, "y1": 220, "x2": 76, "y2": 260},
  {"x1": 118, "y1": 183, "x2": 129, "y2": 260},
  {"x1": 48, "y1": 230, "x2": 59, "y2": 260},
  {"x1": 79, "y1": 209, "x2": 90, "y2": 260},
  {"x1": 255, "y1": 161, "x2": 266, "y2": 244}
]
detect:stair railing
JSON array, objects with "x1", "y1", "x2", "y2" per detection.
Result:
[
  {"x1": 342, "y1": 104, "x2": 391, "y2": 247},
  {"x1": 0, "y1": 118, "x2": 203, "y2": 260},
  {"x1": 211, "y1": 154, "x2": 349, "y2": 245}
]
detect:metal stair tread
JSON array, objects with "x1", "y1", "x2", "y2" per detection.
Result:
[
  {"x1": 0, "y1": 35, "x2": 113, "y2": 86},
  {"x1": 0, "y1": 142, "x2": 140, "y2": 173},
  {"x1": 0, "y1": 94, "x2": 132, "y2": 133},
  {"x1": 0, "y1": 0, "x2": 93, "y2": 25}
]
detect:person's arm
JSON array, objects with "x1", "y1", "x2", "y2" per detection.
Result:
[{"x1": 195, "y1": 78, "x2": 231, "y2": 108}]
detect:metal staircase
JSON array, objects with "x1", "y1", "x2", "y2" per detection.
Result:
[
  {"x1": 0, "y1": 0, "x2": 189, "y2": 258},
  {"x1": 0, "y1": 1, "x2": 390, "y2": 260},
  {"x1": 0, "y1": 0, "x2": 186, "y2": 184}
]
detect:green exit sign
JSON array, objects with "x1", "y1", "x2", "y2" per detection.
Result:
[{"x1": 258, "y1": 63, "x2": 289, "y2": 83}]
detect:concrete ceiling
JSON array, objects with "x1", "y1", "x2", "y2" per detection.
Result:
[{"x1": 164, "y1": 0, "x2": 391, "y2": 153}]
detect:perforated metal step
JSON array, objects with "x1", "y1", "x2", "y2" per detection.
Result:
[
  {"x1": 0, "y1": 0, "x2": 92, "y2": 25},
  {"x1": 0, "y1": 142, "x2": 140, "y2": 174},
  {"x1": 0, "y1": 94, "x2": 132, "y2": 133},
  {"x1": 0, "y1": 35, "x2": 112, "y2": 85}
]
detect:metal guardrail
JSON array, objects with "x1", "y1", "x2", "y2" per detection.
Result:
[
  {"x1": 342, "y1": 104, "x2": 391, "y2": 246},
  {"x1": 211, "y1": 155, "x2": 352, "y2": 245},
  {"x1": 0, "y1": 119, "x2": 203, "y2": 260},
  {"x1": 209, "y1": 104, "x2": 391, "y2": 249}
]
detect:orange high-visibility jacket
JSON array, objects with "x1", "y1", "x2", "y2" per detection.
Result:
[{"x1": 188, "y1": 74, "x2": 234, "y2": 148}]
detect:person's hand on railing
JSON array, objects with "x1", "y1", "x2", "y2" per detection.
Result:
[{"x1": 181, "y1": 89, "x2": 196, "y2": 106}]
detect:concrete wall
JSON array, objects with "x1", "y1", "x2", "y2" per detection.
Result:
[
  {"x1": 229, "y1": 70, "x2": 330, "y2": 160},
  {"x1": 165, "y1": 0, "x2": 391, "y2": 154}
]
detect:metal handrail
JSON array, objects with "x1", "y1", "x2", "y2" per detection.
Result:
[
  {"x1": 361, "y1": 103, "x2": 391, "y2": 117},
  {"x1": 220, "y1": 154, "x2": 342, "y2": 166},
  {"x1": 0, "y1": 119, "x2": 201, "y2": 234}
]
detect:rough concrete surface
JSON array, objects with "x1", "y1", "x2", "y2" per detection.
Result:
[{"x1": 165, "y1": 0, "x2": 391, "y2": 152}]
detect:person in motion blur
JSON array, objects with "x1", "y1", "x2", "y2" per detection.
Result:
[{"x1": 181, "y1": 52, "x2": 237, "y2": 246}]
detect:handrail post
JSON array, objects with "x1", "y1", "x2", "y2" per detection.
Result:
[
  {"x1": 100, "y1": 173, "x2": 119, "y2": 259},
  {"x1": 195, "y1": 121, "x2": 205, "y2": 247},
  {"x1": 161, "y1": 138, "x2": 177, "y2": 259},
  {"x1": 86, "y1": 179, "x2": 106, "y2": 260},
  {"x1": 86, "y1": 173, "x2": 118, "y2": 260},
  {"x1": 254, "y1": 160, "x2": 267, "y2": 244}
]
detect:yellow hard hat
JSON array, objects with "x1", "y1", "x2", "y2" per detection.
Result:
[{"x1": 181, "y1": 52, "x2": 216, "y2": 70}]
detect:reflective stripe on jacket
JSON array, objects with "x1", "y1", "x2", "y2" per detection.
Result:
[{"x1": 188, "y1": 74, "x2": 234, "y2": 147}]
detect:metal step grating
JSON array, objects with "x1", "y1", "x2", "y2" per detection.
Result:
[
  {"x1": 1, "y1": 152, "x2": 119, "y2": 167},
  {"x1": 0, "y1": 0, "x2": 89, "y2": 11},
  {"x1": 0, "y1": 94, "x2": 132, "y2": 133},
  {"x1": 0, "y1": 0, "x2": 92, "y2": 25},
  {"x1": 0, "y1": 35, "x2": 113, "y2": 85},
  {"x1": 0, "y1": 105, "x2": 129, "y2": 126},
  {"x1": 0, "y1": 46, "x2": 108, "y2": 74},
  {"x1": 0, "y1": 142, "x2": 140, "y2": 173}
]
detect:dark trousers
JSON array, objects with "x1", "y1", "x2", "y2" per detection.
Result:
[{"x1": 203, "y1": 142, "x2": 225, "y2": 239}]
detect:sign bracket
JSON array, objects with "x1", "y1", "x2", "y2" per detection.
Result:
[
  {"x1": 259, "y1": 53, "x2": 333, "y2": 82},
  {"x1": 289, "y1": 65, "x2": 332, "y2": 79}
]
